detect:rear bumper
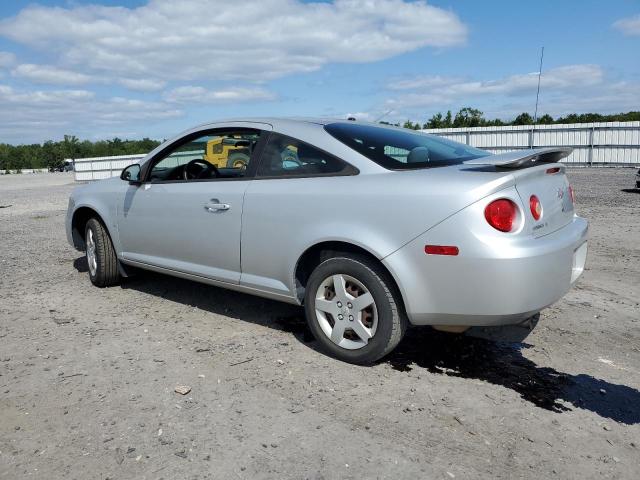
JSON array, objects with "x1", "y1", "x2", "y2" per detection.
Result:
[{"x1": 383, "y1": 215, "x2": 588, "y2": 326}]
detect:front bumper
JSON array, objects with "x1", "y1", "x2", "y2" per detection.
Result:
[{"x1": 383, "y1": 215, "x2": 588, "y2": 326}]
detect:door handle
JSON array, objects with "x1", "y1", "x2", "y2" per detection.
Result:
[{"x1": 204, "y1": 199, "x2": 230, "y2": 212}]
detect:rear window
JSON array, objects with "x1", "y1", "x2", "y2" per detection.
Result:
[{"x1": 324, "y1": 122, "x2": 490, "y2": 170}]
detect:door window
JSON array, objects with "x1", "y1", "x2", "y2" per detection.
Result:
[{"x1": 148, "y1": 130, "x2": 261, "y2": 182}]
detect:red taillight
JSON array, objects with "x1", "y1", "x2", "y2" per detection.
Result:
[
  {"x1": 568, "y1": 185, "x2": 575, "y2": 204},
  {"x1": 425, "y1": 245, "x2": 459, "y2": 256},
  {"x1": 529, "y1": 195, "x2": 542, "y2": 221},
  {"x1": 484, "y1": 199, "x2": 518, "y2": 232}
]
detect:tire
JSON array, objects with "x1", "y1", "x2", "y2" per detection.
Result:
[
  {"x1": 226, "y1": 152, "x2": 249, "y2": 169},
  {"x1": 85, "y1": 217, "x2": 120, "y2": 287},
  {"x1": 304, "y1": 254, "x2": 407, "y2": 364}
]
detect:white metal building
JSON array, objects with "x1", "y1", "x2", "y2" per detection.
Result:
[{"x1": 424, "y1": 121, "x2": 640, "y2": 166}]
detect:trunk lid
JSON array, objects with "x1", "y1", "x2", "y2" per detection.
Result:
[
  {"x1": 511, "y1": 164, "x2": 574, "y2": 237},
  {"x1": 464, "y1": 147, "x2": 575, "y2": 238}
]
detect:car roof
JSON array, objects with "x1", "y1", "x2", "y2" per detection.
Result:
[
  {"x1": 185, "y1": 117, "x2": 331, "y2": 131},
  {"x1": 187, "y1": 117, "x2": 413, "y2": 132},
  {"x1": 184, "y1": 117, "x2": 432, "y2": 146}
]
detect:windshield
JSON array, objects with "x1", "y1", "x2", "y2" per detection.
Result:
[{"x1": 324, "y1": 122, "x2": 490, "y2": 170}]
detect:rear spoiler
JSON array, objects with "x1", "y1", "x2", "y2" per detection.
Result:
[{"x1": 463, "y1": 147, "x2": 572, "y2": 169}]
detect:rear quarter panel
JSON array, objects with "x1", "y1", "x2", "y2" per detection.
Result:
[{"x1": 240, "y1": 168, "x2": 516, "y2": 298}]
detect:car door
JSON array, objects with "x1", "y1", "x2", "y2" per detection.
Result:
[
  {"x1": 241, "y1": 131, "x2": 358, "y2": 295},
  {"x1": 116, "y1": 126, "x2": 268, "y2": 284}
]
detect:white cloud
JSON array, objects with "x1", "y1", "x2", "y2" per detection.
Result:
[
  {"x1": 0, "y1": 83, "x2": 182, "y2": 142},
  {"x1": 388, "y1": 65, "x2": 603, "y2": 97},
  {"x1": 613, "y1": 14, "x2": 640, "y2": 36},
  {"x1": 10, "y1": 64, "x2": 168, "y2": 90},
  {"x1": 163, "y1": 85, "x2": 275, "y2": 104},
  {"x1": 383, "y1": 64, "x2": 639, "y2": 119},
  {"x1": 0, "y1": 0, "x2": 467, "y2": 83},
  {"x1": 11, "y1": 63, "x2": 93, "y2": 85},
  {"x1": 117, "y1": 78, "x2": 166, "y2": 92},
  {"x1": 0, "y1": 84, "x2": 94, "y2": 104},
  {"x1": 0, "y1": 51, "x2": 16, "y2": 68},
  {"x1": 386, "y1": 65, "x2": 606, "y2": 108},
  {"x1": 388, "y1": 75, "x2": 461, "y2": 91}
]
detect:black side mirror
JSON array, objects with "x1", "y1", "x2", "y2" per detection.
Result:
[{"x1": 121, "y1": 164, "x2": 141, "y2": 184}]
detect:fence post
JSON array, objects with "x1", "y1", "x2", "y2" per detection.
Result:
[
  {"x1": 465, "y1": 130, "x2": 470, "y2": 145},
  {"x1": 588, "y1": 126, "x2": 595, "y2": 166},
  {"x1": 528, "y1": 128, "x2": 534, "y2": 148}
]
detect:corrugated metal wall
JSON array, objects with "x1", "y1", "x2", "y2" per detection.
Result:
[
  {"x1": 424, "y1": 121, "x2": 640, "y2": 166},
  {"x1": 72, "y1": 121, "x2": 640, "y2": 181},
  {"x1": 74, "y1": 154, "x2": 146, "y2": 181}
]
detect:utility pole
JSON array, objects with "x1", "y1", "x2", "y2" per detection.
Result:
[{"x1": 533, "y1": 46, "x2": 544, "y2": 124}]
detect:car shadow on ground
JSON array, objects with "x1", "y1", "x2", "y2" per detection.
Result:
[
  {"x1": 73, "y1": 257, "x2": 89, "y2": 272},
  {"x1": 620, "y1": 188, "x2": 639, "y2": 194},
  {"x1": 386, "y1": 328, "x2": 640, "y2": 425},
  {"x1": 74, "y1": 257, "x2": 640, "y2": 425}
]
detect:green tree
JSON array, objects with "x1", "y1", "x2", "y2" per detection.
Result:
[
  {"x1": 537, "y1": 114, "x2": 554, "y2": 124},
  {"x1": 425, "y1": 112, "x2": 445, "y2": 129},
  {"x1": 63, "y1": 135, "x2": 80, "y2": 162},
  {"x1": 42, "y1": 141, "x2": 64, "y2": 170},
  {"x1": 513, "y1": 112, "x2": 534, "y2": 125},
  {"x1": 443, "y1": 110, "x2": 453, "y2": 128},
  {"x1": 453, "y1": 107, "x2": 485, "y2": 128},
  {"x1": 402, "y1": 120, "x2": 421, "y2": 130}
]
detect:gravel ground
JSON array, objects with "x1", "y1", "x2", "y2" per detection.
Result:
[{"x1": 1, "y1": 169, "x2": 639, "y2": 480}]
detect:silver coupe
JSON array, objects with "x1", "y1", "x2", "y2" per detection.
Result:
[{"x1": 66, "y1": 118, "x2": 588, "y2": 364}]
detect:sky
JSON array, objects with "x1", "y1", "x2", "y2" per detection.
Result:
[{"x1": 0, "y1": 0, "x2": 638, "y2": 144}]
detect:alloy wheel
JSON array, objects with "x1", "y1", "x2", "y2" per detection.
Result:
[
  {"x1": 314, "y1": 274, "x2": 377, "y2": 350},
  {"x1": 86, "y1": 228, "x2": 97, "y2": 276}
]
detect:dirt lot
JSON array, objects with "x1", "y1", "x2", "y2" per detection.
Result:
[{"x1": 1, "y1": 169, "x2": 639, "y2": 479}]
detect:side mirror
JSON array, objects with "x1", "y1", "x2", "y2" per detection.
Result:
[{"x1": 121, "y1": 164, "x2": 141, "y2": 184}]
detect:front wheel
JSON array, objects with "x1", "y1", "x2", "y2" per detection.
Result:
[
  {"x1": 304, "y1": 254, "x2": 407, "y2": 364},
  {"x1": 85, "y1": 218, "x2": 120, "y2": 287}
]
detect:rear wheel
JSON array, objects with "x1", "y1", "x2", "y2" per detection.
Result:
[
  {"x1": 85, "y1": 218, "x2": 120, "y2": 287},
  {"x1": 304, "y1": 254, "x2": 407, "y2": 364}
]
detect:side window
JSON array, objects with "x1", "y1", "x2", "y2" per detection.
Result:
[
  {"x1": 148, "y1": 130, "x2": 261, "y2": 182},
  {"x1": 384, "y1": 145, "x2": 410, "y2": 163},
  {"x1": 257, "y1": 133, "x2": 353, "y2": 178}
]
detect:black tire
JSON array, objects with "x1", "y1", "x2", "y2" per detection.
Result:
[
  {"x1": 304, "y1": 254, "x2": 407, "y2": 365},
  {"x1": 226, "y1": 152, "x2": 249, "y2": 168},
  {"x1": 85, "y1": 217, "x2": 120, "y2": 287}
]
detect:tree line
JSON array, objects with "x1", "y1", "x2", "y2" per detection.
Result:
[
  {"x1": 0, "y1": 135, "x2": 161, "y2": 172},
  {"x1": 394, "y1": 108, "x2": 640, "y2": 130}
]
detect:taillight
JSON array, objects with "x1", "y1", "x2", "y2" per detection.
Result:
[
  {"x1": 484, "y1": 199, "x2": 518, "y2": 232},
  {"x1": 529, "y1": 195, "x2": 542, "y2": 221},
  {"x1": 568, "y1": 185, "x2": 575, "y2": 204}
]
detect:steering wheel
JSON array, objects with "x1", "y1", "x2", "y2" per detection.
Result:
[{"x1": 183, "y1": 159, "x2": 219, "y2": 180}]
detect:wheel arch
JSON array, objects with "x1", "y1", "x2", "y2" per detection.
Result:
[
  {"x1": 293, "y1": 240, "x2": 406, "y2": 311},
  {"x1": 71, "y1": 206, "x2": 111, "y2": 250}
]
